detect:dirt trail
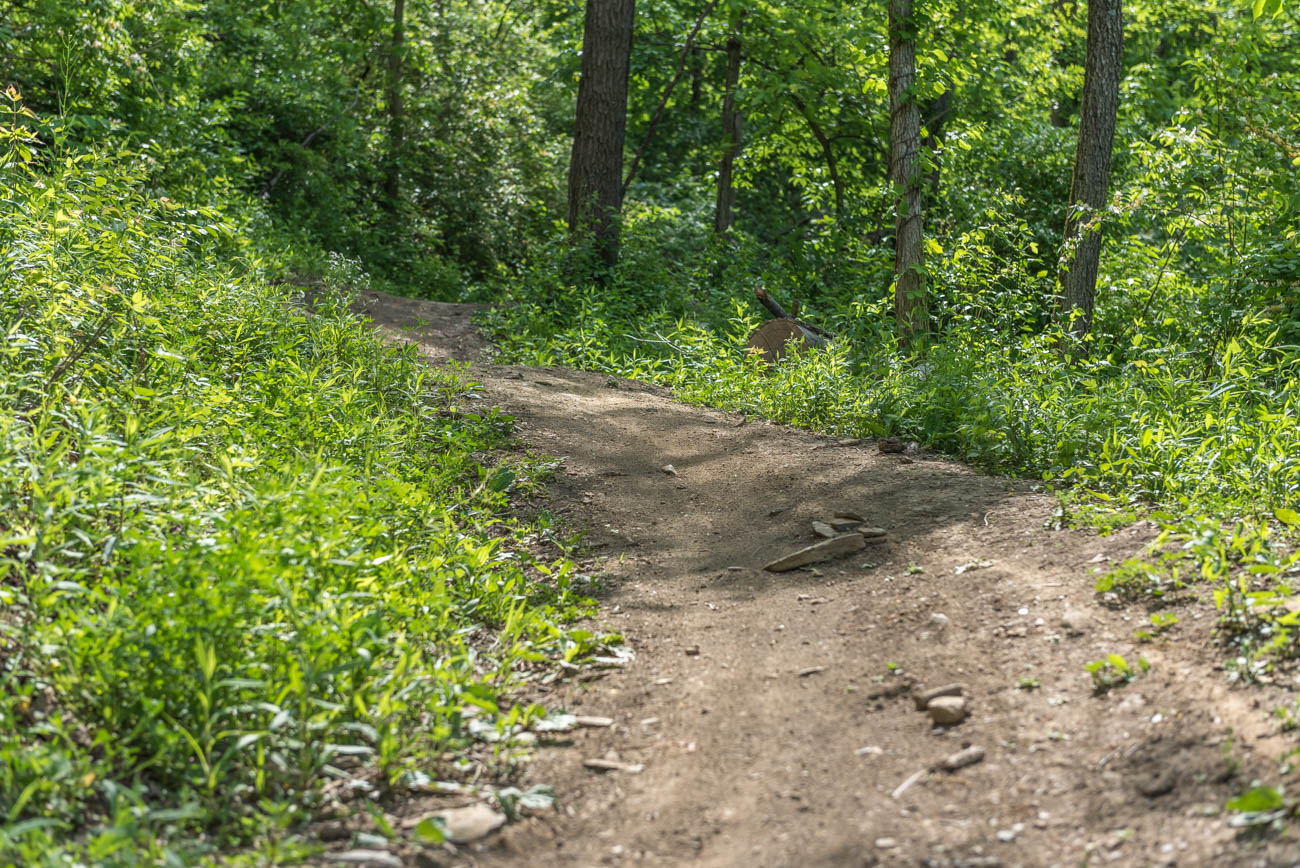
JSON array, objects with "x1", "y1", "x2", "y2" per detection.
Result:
[{"x1": 357, "y1": 291, "x2": 1297, "y2": 868}]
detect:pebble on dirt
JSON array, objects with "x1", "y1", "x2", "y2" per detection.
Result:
[
  {"x1": 327, "y1": 850, "x2": 403, "y2": 868},
  {"x1": 584, "y1": 758, "x2": 646, "y2": 774},
  {"x1": 426, "y1": 802, "x2": 507, "y2": 843},
  {"x1": 941, "y1": 745, "x2": 985, "y2": 771},
  {"x1": 912, "y1": 683, "x2": 965, "y2": 711},
  {"x1": 763, "y1": 533, "x2": 876, "y2": 572},
  {"x1": 927, "y1": 695, "x2": 970, "y2": 725}
]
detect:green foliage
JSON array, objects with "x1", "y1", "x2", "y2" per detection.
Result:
[
  {"x1": 1084, "y1": 653, "x2": 1149, "y2": 695},
  {"x1": 0, "y1": 102, "x2": 589, "y2": 864}
]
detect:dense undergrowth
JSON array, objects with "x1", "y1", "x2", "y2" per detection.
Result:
[{"x1": 0, "y1": 96, "x2": 594, "y2": 865}]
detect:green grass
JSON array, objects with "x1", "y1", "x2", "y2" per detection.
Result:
[{"x1": 1, "y1": 96, "x2": 594, "y2": 865}]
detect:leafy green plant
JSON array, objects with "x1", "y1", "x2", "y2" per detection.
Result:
[
  {"x1": 0, "y1": 102, "x2": 591, "y2": 865},
  {"x1": 1085, "y1": 654, "x2": 1149, "y2": 695}
]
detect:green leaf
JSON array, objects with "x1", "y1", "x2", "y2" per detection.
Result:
[
  {"x1": 414, "y1": 817, "x2": 446, "y2": 844},
  {"x1": 1226, "y1": 786, "x2": 1284, "y2": 813},
  {"x1": 1275, "y1": 508, "x2": 1300, "y2": 527}
]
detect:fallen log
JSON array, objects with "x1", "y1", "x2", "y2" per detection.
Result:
[{"x1": 747, "y1": 288, "x2": 835, "y2": 364}]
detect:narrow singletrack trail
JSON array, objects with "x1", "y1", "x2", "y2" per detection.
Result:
[{"x1": 358, "y1": 291, "x2": 1296, "y2": 868}]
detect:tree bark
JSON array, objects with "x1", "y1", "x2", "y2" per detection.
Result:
[
  {"x1": 889, "y1": 0, "x2": 929, "y2": 347},
  {"x1": 567, "y1": 0, "x2": 636, "y2": 267},
  {"x1": 714, "y1": 25, "x2": 742, "y2": 234},
  {"x1": 383, "y1": 0, "x2": 405, "y2": 208},
  {"x1": 1058, "y1": 0, "x2": 1122, "y2": 342}
]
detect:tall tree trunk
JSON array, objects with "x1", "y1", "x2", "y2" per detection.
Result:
[
  {"x1": 1058, "y1": 0, "x2": 1123, "y2": 342},
  {"x1": 567, "y1": 0, "x2": 636, "y2": 267},
  {"x1": 383, "y1": 0, "x2": 405, "y2": 208},
  {"x1": 889, "y1": 0, "x2": 929, "y2": 347},
  {"x1": 714, "y1": 25, "x2": 742, "y2": 234}
]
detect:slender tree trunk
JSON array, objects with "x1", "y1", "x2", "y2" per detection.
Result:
[
  {"x1": 383, "y1": 0, "x2": 405, "y2": 208},
  {"x1": 1058, "y1": 0, "x2": 1122, "y2": 342},
  {"x1": 622, "y1": 0, "x2": 718, "y2": 196},
  {"x1": 567, "y1": 0, "x2": 636, "y2": 267},
  {"x1": 889, "y1": 0, "x2": 928, "y2": 346},
  {"x1": 714, "y1": 26, "x2": 742, "y2": 234}
]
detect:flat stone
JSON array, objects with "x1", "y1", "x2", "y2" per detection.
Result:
[
  {"x1": 763, "y1": 534, "x2": 868, "y2": 572},
  {"x1": 927, "y1": 695, "x2": 969, "y2": 725},
  {"x1": 828, "y1": 518, "x2": 862, "y2": 532},
  {"x1": 327, "y1": 851, "x2": 402, "y2": 868},
  {"x1": 811, "y1": 520, "x2": 837, "y2": 539},
  {"x1": 574, "y1": 715, "x2": 614, "y2": 728},
  {"x1": 941, "y1": 745, "x2": 985, "y2": 771},
  {"x1": 584, "y1": 758, "x2": 645, "y2": 774},
  {"x1": 426, "y1": 803, "x2": 506, "y2": 843},
  {"x1": 1061, "y1": 609, "x2": 1090, "y2": 636},
  {"x1": 912, "y1": 683, "x2": 965, "y2": 711}
]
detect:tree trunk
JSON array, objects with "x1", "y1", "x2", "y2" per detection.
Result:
[
  {"x1": 889, "y1": 0, "x2": 929, "y2": 347},
  {"x1": 383, "y1": 0, "x2": 405, "y2": 208},
  {"x1": 1058, "y1": 0, "x2": 1123, "y2": 342},
  {"x1": 714, "y1": 26, "x2": 742, "y2": 234},
  {"x1": 567, "y1": 0, "x2": 636, "y2": 267}
]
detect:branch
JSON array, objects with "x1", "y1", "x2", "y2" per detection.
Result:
[{"x1": 621, "y1": 0, "x2": 720, "y2": 196}]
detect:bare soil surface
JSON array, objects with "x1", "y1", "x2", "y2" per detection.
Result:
[{"x1": 351, "y1": 291, "x2": 1299, "y2": 868}]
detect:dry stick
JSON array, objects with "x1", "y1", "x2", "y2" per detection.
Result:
[{"x1": 621, "y1": 0, "x2": 721, "y2": 196}]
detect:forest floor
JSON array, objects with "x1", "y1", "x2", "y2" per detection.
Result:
[{"x1": 348, "y1": 291, "x2": 1299, "y2": 868}]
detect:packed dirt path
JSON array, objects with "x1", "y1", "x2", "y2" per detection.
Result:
[{"x1": 357, "y1": 291, "x2": 1298, "y2": 868}]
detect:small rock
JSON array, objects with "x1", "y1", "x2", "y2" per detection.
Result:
[
  {"x1": 877, "y1": 438, "x2": 906, "y2": 453},
  {"x1": 1136, "y1": 769, "x2": 1177, "y2": 798},
  {"x1": 941, "y1": 745, "x2": 985, "y2": 771},
  {"x1": 898, "y1": 456, "x2": 915, "y2": 464},
  {"x1": 660, "y1": 464, "x2": 677, "y2": 476},
  {"x1": 856, "y1": 745, "x2": 885, "y2": 756},
  {"x1": 859, "y1": 527, "x2": 887, "y2": 538},
  {"x1": 811, "y1": 520, "x2": 837, "y2": 539},
  {"x1": 428, "y1": 803, "x2": 507, "y2": 843},
  {"x1": 574, "y1": 715, "x2": 614, "y2": 728},
  {"x1": 763, "y1": 534, "x2": 870, "y2": 572},
  {"x1": 327, "y1": 851, "x2": 402, "y2": 868},
  {"x1": 912, "y1": 683, "x2": 965, "y2": 711},
  {"x1": 930, "y1": 612, "x2": 951, "y2": 628},
  {"x1": 927, "y1": 696, "x2": 969, "y2": 725},
  {"x1": 684, "y1": 645, "x2": 701, "y2": 656},
  {"x1": 798, "y1": 666, "x2": 826, "y2": 677},
  {"x1": 1060, "y1": 609, "x2": 1090, "y2": 636},
  {"x1": 584, "y1": 758, "x2": 645, "y2": 774},
  {"x1": 317, "y1": 822, "x2": 351, "y2": 842},
  {"x1": 997, "y1": 828, "x2": 1018, "y2": 843},
  {"x1": 834, "y1": 510, "x2": 866, "y2": 522},
  {"x1": 875, "y1": 837, "x2": 899, "y2": 849}
]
